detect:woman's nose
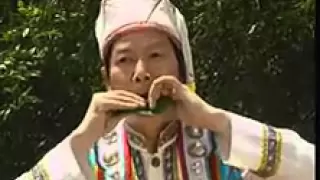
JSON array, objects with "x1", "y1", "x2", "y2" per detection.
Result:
[{"x1": 131, "y1": 60, "x2": 151, "y2": 83}]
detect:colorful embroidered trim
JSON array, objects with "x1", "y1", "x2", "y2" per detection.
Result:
[
  {"x1": 274, "y1": 129, "x2": 283, "y2": 173},
  {"x1": 88, "y1": 144, "x2": 104, "y2": 180},
  {"x1": 186, "y1": 82, "x2": 196, "y2": 92},
  {"x1": 123, "y1": 130, "x2": 133, "y2": 180},
  {"x1": 210, "y1": 154, "x2": 221, "y2": 180},
  {"x1": 255, "y1": 125, "x2": 282, "y2": 177},
  {"x1": 210, "y1": 137, "x2": 242, "y2": 180},
  {"x1": 257, "y1": 125, "x2": 268, "y2": 172},
  {"x1": 176, "y1": 125, "x2": 189, "y2": 180},
  {"x1": 31, "y1": 162, "x2": 50, "y2": 180},
  {"x1": 87, "y1": 125, "x2": 242, "y2": 180},
  {"x1": 130, "y1": 147, "x2": 146, "y2": 180}
]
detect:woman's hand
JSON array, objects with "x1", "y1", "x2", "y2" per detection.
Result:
[
  {"x1": 72, "y1": 90, "x2": 146, "y2": 150},
  {"x1": 148, "y1": 75, "x2": 230, "y2": 134}
]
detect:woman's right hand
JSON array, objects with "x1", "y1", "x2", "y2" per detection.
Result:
[{"x1": 71, "y1": 90, "x2": 146, "y2": 151}]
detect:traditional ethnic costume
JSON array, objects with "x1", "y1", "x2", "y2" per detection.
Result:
[{"x1": 16, "y1": 0, "x2": 315, "y2": 180}]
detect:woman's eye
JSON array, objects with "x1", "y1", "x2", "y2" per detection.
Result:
[
  {"x1": 150, "y1": 52, "x2": 161, "y2": 58},
  {"x1": 117, "y1": 57, "x2": 129, "y2": 63}
]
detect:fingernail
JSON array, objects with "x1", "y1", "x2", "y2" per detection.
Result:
[{"x1": 172, "y1": 88, "x2": 176, "y2": 94}]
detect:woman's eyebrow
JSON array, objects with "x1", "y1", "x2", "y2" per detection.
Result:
[
  {"x1": 114, "y1": 47, "x2": 131, "y2": 55},
  {"x1": 145, "y1": 40, "x2": 167, "y2": 49}
]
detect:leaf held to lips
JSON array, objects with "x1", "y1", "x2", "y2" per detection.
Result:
[{"x1": 114, "y1": 96, "x2": 174, "y2": 116}]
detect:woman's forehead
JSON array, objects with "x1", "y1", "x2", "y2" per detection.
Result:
[{"x1": 111, "y1": 29, "x2": 172, "y2": 51}]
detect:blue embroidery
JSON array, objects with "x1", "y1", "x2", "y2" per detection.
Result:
[{"x1": 211, "y1": 132, "x2": 243, "y2": 180}]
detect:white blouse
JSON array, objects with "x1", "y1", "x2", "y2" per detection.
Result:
[{"x1": 16, "y1": 113, "x2": 314, "y2": 180}]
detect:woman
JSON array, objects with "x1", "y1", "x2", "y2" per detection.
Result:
[{"x1": 16, "y1": 0, "x2": 314, "y2": 179}]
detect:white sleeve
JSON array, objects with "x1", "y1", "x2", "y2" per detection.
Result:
[
  {"x1": 218, "y1": 112, "x2": 314, "y2": 180},
  {"x1": 15, "y1": 135, "x2": 86, "y2": 180}
]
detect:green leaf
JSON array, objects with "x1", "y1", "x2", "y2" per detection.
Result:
[
  {"x1": 0, "y1": 64, "x2": 7, "y2": 70},
  {"x1": 22, "y1": 28, "x2": 30, "y2": 38}
]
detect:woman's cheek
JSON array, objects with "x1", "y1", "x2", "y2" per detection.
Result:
[{"x1": 109, "y1": 68, "x2": 131, "y2": 90}]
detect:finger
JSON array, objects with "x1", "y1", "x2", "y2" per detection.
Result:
[
  {"x1": 161, "y1": 88, "x2": 170, "y2": 96},
  {"x1": 161, "y1": 83, "x2": 176, "y2": 97},
  {"x1": 112, "y1": 90, "x2": 146, "y2": 103},
  {"x1": 168, "y1": 85, "x2": 178, "y2": 100},
  {"x1": 149, "y1": 76, "x2": 181, "y2": 107},
  {"x1": 148, "y1": 82, "x2": 163, "y2": 108},
  {"x1": 107, "y1": 94, "x2": 146, "y2": 107},
  {"x1": 98, "y1": 99, "x2": 141, "y2": 112},
  {"x1": 158, "y1": 77, "x2": 183, "y2": 100},
  {"x1": 96, "y1": 91, "x2": 145, "y2": 107}
]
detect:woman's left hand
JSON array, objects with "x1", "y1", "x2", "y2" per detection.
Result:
[{"x1": 148, "y1": 75, "x2": 230, "y2": 134}]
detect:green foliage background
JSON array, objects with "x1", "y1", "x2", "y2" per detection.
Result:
[{"x1": 0, "y1": 0, "x2": 315, "y2": 179}]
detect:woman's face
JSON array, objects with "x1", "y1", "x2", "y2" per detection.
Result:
[{"x1": 102, "y1": 29, "x2": 180, "y2": 97}]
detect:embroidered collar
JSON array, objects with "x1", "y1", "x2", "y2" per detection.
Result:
[
  {"x1": 89, "y1": 120, "x2": 244, "y2": 180},
  {"x1": 123, "y1": 120, "x2": 180, "y2": 151}
]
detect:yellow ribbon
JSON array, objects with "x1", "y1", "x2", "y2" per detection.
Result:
[{"x1": 186, "y1": 82, "x2": 196, "y2": 92}]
